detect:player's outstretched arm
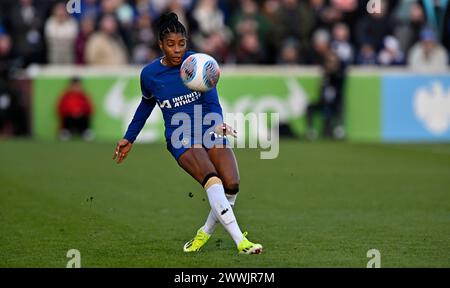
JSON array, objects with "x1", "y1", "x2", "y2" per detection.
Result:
[
  {"x1": 113, "y1": 97, "x2": 155, "y2": 164},
  {"x1": 113, "y1": 139, "x2": 133, "y2": 164}
]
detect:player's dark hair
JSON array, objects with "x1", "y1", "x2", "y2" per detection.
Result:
[{"x1": 158, "y1": 12, "x2": 187, "y2": 41}]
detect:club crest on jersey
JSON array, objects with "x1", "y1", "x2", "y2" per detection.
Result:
[{"x1": 158, "y1": 99, "x2": 172, "y2": 108}]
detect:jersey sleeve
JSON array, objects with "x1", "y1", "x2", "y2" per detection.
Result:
[
  {"x1": 123, "y1": 97, "x2": 156, "y2": 143},
  {"x1": 140, "y1": 67, "x2": 154, "y2": 100},
  {"x1": 123, "y1": 69, "x2": 157, "y2": 143},
  {"x1": 203, "y1": 87, "x2": 223, "y2": 120}
]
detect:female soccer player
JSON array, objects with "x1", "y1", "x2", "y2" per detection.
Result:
[{"x1": 112, "y1": 13, "x2": 262, "y2": 254}]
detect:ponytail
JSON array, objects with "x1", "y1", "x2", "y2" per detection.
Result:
[{"x1": 158, "y1": 12, "x2": 187, "y2": 41}]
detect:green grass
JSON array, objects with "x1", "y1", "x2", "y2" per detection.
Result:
[{"x1": 0, "y1": 140, "x2": 449, "y2": 267}]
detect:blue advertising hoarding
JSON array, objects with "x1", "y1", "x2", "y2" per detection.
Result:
[{"x1": 382, "y1": 75, "x2": 450, "y2": 141}]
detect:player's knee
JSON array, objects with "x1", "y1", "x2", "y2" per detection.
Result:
[
  {"x1": 202, "y1": 173, "x2": 222, "y2": 190},
  {"x1": 224, "y1": 181, "x2": 239, "y2": 195},
  {"x1": 202, "y1": 173, "x2": 239, "y2": 195}
]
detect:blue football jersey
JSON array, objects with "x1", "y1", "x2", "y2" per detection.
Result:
[{"x1": 124, "y1": 51, "x2": 224, "y2": 153}]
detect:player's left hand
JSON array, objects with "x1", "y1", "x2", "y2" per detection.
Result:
[{"x1": 215, "y1": 123, "x2": 237, "y2": 138}]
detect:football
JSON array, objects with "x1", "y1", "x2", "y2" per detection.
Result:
[{"x1": 180, "y1": 53, "x2": 220, "y2": 92}]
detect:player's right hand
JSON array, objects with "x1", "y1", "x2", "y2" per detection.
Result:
[
  {"x1": 113, "y1": 139, "x2": 132, "y2": 164},
  {"x1": 215, "y1": 123, "x2": 237, "y2": 138}
]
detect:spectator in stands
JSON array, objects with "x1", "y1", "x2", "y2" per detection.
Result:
[
  {"x1": 308, "y1": 0, "x2": 328, "y2": 28},
  {"x1": 85, "y1": 14, "x2": 128, "y2": 65},
  {"x1": 231, "y1": 0, "x2": 269, "y2": 63},
  {"x1": 392, "y1": 1, "x2": 426, "y2": 54},
  {"x1": 45, "y1": 2, "x2": 79, "y2": 64},
  {"x1": 356, "y1": 43, "x2": 377, "y2": 65},
  {"x1": 97, "y1": 0, "x2": 130, "y2": 51},
  {"x1": 1, "y1": 0, "x2": 449, "y2": 70},
  {"x1": 130, "y1": 13, "x2": 158, "y2": 64},
  {"x1": 355, "y1": 0, "x2": 392, "y2": 52},
  {"x1": 0, "y1": 29, "x2": 19, "y2": 75},
  {"x1": 309, "y1": 28, "x2": 331, "y2": 65},
  {"x1": 330, "y1": 0, "x2": 359, "y2": 31},
  {"x1": 165, "y1": 0, "x2": 191, "y2": 30},
  {"x1": 201, "y1": 31, "x2": 231, "y2": 65},
  {"x1": 235, "y1": 31, "x2": 266, "y2": 64},
  {"x1": 260, "y1": 0, "x2": 282, "y2": 64},
  {"x1": 277, "y1": 38, "x2": 300, "y2": 65},
  {"x1": 116, "y1": 0, "x2": 135, "y2": 26},
  {"x1": 75, "y1": 16, "x2": 96, "y2": 65},
  {"x1": 277, "y1": 0, "x2": 317, "y2": 64},
  {"x1": 331, "y1": 22, "x2": 353, "y2": 65},
  {"x1": 57, "y1": 77, "x2": 94, "y2": 141},
  {"x1": 100, "y1": 0, "x2": 121, "y2": 16},
  {"x1": 318, "y1": 1, "x2": 344, "y2": 30},
  {"x1": 147, "y1": 0, "x2": 171, "y2": 19},
  {"x1": 135, "y1": 0, "x2": 151, "y2": 17},
  {"x1": 115, "y1": 0, "x2": 135, "y2": 53},
  {"x1": 0, "y1": 32, "x2": 13, "y2": 136},
  {"x1": 377, "y1": 35, "x2": 405, "y2": 66},
  {"x1": 7, "y1": 0, "x2": 45, "y2": 66},
  {"x1": 420, "y1": 0, "x2": 449, "y2": 40},
  {"x1": 191, "y1": 0, "x2": 232, "y2": 63},
  {"x1": 408, "y1": 27, "x2": 449, "y2": 72}
]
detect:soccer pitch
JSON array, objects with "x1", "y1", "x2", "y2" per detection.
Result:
[{"x1": 0, "y1": 140, "x2": 449, "y2": 267}]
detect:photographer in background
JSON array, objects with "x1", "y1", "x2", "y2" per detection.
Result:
[
  {"x1": 0, "y1": 28, "x2": 28, "y2": 137},
  {"x1": 306, "y1": 45, "x2": 346, "y2": 140}
]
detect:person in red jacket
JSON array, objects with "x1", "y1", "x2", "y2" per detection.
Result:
[{"x1": 57, "y1": 77, "x2": 94, "y2": 141}]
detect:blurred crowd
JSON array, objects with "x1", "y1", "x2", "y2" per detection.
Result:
[
  {"x1": 1, "y1": 0, "x2": 449, "y2": 139},
  {"x1": 0, "y1": 0, "x2": 449, "y2": 71}
]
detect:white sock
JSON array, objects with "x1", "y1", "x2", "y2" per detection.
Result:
[
  {"x1": 203, "y1": 210, "x2": 218, "y2": 235},
  {"x1": 226, "y1": 194, "x2": 237, "y2": 206},
  {"x1": 203, "y1": 194, "x2": 237, "y2": 235},
  {"x1": 205, "y1": 184, "x2": 243, "y2": 245}
]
